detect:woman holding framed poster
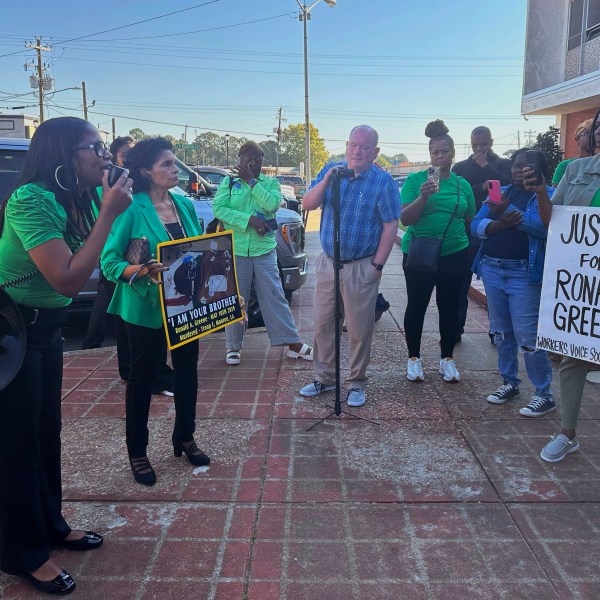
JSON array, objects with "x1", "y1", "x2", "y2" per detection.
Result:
[{"x1": 101, "y1": 137, "x2": 210, "y2": 486}]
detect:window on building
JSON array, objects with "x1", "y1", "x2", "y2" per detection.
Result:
[
  {"x1": 587, "y1": 1, "x2": 600, "y2": 41},
  {"x1": 569, "y1": 0, "x2": 584, "y2": 50}
]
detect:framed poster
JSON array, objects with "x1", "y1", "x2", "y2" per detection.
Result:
[
  {"x1": 156, "y1": 231, "x2": 244, "y2": 350},
  {"x1": 537, "y1": 205, "x2": 600, "y2": 365}
]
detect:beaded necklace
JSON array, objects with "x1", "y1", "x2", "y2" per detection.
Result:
[{"x1": 154, "y1": 193, "x2": 186, "y2": 241}]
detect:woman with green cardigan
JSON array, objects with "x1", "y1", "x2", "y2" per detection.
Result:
[{"x1": 102, "y1": 138, "x2": 210, "y2": 486}]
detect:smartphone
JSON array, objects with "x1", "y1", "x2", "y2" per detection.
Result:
[
  {"x1": 487, "y1": 180, "x2": 502, "y2": 204},
  {"x1": 525, "y1": 150, "x2": 544, "y2": 186},
  {"x1": 427, "y1": 166, "x2": 440, "y2": 190},
  {"x1": 265, "y1": 218, "x2": 278, "y2": 231},
  {"x1": 107, "y1": 165, "x2": 126, "y2": 187}
]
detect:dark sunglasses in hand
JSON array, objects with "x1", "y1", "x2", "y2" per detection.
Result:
[{"x1": 128, "y1": 259, "x2": 160, "y2": 298}]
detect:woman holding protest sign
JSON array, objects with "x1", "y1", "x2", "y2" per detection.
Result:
[
  {"x1": 101, "y1": 137, "x2": 210, "y2": 486},
  {"x1": 530, "y1": 111, "x2": 600, "y2": 463},
  {"x1": 471, "y1": 148, "x2": 554, "y2": 416}
]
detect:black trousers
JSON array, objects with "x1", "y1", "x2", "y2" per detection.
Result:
[
  {"x1": 0, "y1": 308, "x2": 71, "y2": 575},
  {"x1": 403, "y1": 248, "x2": 469, "y2": 359},
  {"x1": 456, "y1": 236, "x2": 478, "y2": 335},
  {"x1": 123, "y1": 322, "x2": 199, "y2": 458},
  {"x1": 83, "y1": 274, "x2": 174, "y2": 390}
]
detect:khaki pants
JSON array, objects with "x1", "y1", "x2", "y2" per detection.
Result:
[
  {"x1": 559, "y1": 356, "x2": 598, "y2": 430},
  {"x1": 313, "y1": 252, "x2": 380, "y2": 389}
]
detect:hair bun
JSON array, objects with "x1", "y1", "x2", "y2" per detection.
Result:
[{"x1": 425, "y1": 120, "x2": 449, "y2": 139}]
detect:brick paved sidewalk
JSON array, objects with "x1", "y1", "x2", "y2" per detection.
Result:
[{"x1": 1, "y1": 220, "x2": 599, "y2": 600}]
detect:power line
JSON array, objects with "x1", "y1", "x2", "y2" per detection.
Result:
[
  {"x1": 0, "y1": 1, "x2": 220, "y2": 59},
  {"x1": 58, "y1": 56, "x2": 520, "y2": 78}
]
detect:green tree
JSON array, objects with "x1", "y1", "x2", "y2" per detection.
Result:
[
  {"x1": 259, "y1": 140, "x2": 279, "y2": 166},
  {"x1": 128, "y1": 128, "x2": 147, "y2": 141},
  {"x1": 375, "y1": 155, "x2": 391, "y2": 168},
  {"x1": 532, "y1": 125, "x2": 563, "y2": 179},
  {"x1": 280, "y1": 123, "x2": 328, "y2": 176}
]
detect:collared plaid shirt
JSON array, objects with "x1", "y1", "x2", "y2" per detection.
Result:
[{"x1": 311, "y1": 162, "x2": 400, "y2": 260}]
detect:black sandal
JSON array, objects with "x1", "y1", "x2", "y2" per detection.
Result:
[{"x1": 129, "y1": 455, "x2": 156, "y2": 486}]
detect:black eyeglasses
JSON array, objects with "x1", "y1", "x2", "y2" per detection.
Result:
[{"x1": 74, "y1": 141, "x2": 110, "y2": 157}]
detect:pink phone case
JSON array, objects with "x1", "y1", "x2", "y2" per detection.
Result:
[{"x1": 487, "y1": 180, "x2": 502, "y2": 204}]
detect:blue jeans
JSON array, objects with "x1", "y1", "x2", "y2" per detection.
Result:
[{"x1": 480, "y1": 256, "x2": 552, "y2": 399}]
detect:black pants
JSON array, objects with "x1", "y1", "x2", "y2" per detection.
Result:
[
  {"x1": 123, "y1": 322, "x2": 199, "y2": 458},
  {"x1": 0, "y1": 307, "x2": 71, "y2": 575},
  {"x1": 456, "y1": 236, "x2": 478, "y2": 335},
  {"x1": 82, "y1": 274, "x2": 174, "y2": 388},
  {"x1": 402, "y1": 248, "x2": 468, "y2": 359}
]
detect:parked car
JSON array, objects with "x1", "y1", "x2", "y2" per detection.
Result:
[
  {"x1": 393, "y1": 175, "x2": 407, "y2": 190},
  {"x1": 192, "y1": 165, "x2": 231, "y2": 187},
  {"x1": 276, "y1": 175, "x2": 306, "y2": 199},
  {"x1": 0, "y1": 141, "x2": 308, "y2": 323}
]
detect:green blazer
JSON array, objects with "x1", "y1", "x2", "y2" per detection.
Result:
[{"x1": 101, "y1": 191, "x2": 202, "y2": 328}]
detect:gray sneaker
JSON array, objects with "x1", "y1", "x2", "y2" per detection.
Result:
[
  {"x1": 540, "y1": 434, "x2": 580, "y2": 463},
  {"x1": 346, "y1": 388, "x2": 365, "y2": 407},
  {"x1": 299, "y1": 380, "x2": 336, "y2": 397}
]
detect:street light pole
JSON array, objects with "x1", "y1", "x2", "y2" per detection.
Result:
[
  {"x1": 225, "y1": 133, "x2": 230, "y2": 168},
  {"x1": 296, "y1": 0, "x2": 336, "y2": 186}
]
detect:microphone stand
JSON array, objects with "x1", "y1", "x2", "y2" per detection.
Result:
[{"x1": 307, "y1": 167, "x2": 380, "y2": 432}]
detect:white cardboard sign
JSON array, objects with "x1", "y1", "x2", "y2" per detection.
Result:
[{"x1": 536, "y1": 205, "x2": 600, "y2": 364}]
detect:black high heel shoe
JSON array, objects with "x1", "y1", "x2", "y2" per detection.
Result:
[
  {"x1": 21, "y1": 569, "x2": 76, "y2": 595},
  {"x1": 173, "y1": 440, "x2": 211, "y2": 466},
  {"x1": 129, "y1": 455, "x2": 157, "y2": 486},
  {"x1": 62, "y1": 531, "x2": 103, "y2": 551}
]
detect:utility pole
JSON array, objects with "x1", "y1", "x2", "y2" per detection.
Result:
[
  {"x1": 25, "y1": 37, "x2": 51, "y2": 123},
  {"x1": 82, "y1": 81, "x2": 88, "y2": 120},
  {"x1": 517, "y1": 130, "x2": 521, "y2": 149},
  {"x1": 524, "y1": 129, "x2": 536, "y2": 146},
  {"x1": 112, "y1": 118, "x2": 116, "y2": 141},
  {"x1": 274, "y1": 106, "x2": 286, "y2": 175}
]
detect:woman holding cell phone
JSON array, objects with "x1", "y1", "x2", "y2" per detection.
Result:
[
  {"x1": 471, "y1": 148, "x2": 554, "y2": 416},
  {"x1": 400, "y1": 120, "x2": 475, "y2": 383}
]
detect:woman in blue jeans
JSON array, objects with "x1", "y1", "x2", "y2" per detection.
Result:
[{"x1": 471, "y1": 148, "x2": 554, "y2": 416}]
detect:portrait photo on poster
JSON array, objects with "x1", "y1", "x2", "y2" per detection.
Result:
[{"x1": 157, "y1": 231, "x2": 244, "y2": 349}]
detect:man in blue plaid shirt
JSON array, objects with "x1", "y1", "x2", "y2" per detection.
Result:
[{"x1": 299, "y1": 125, "x2": 400, "y2": 407}]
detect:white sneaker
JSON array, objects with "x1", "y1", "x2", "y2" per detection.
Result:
[
  {"x1": 439, "y1": 358, "x2": 460, "y2": 382},
  {"x1": 406, "y1": 358, "x2": 424, "y2": 381}
]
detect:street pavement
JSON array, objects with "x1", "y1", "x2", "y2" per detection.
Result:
[{"x1": 1, "y1": 211, "x2": 599, "y2": 600}]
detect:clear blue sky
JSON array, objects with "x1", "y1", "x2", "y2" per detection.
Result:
[{"x1": 0, "y1": 0, "x2": 553, "y2": 162}]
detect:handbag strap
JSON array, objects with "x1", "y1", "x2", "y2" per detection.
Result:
[{"x1": 440, "y1": 175, "x2": 461, "y2": 242}]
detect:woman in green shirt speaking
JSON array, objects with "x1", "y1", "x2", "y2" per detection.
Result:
[
  {"x1": 400, "y1": 120, "x2": 475, "y2": 384},
  {"x1": 0, "y1": 117, "x2": 132, "y2": 594}
]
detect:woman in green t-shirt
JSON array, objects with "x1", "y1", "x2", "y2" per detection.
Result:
[
  {"x1": 0, "y1": 117, "x2": 132, "y2": 594},
  {"x1": 400, "y1": 120, "x2": 475, "y2": 384}
]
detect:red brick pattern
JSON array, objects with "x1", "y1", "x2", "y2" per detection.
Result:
[{"x1": 1, "y1": 230, "x2": 599, "y2": 599}]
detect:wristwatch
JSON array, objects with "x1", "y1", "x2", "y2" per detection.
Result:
[
  {"x1": 372, "y1": 262, "x2": 384, "y2": 271},
  {"x1": 249, "y1": 178, "x2": 257, "y2": 187}
]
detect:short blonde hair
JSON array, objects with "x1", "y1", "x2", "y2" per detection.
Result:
[{"x1": 574, "y1": 118, "x2": 594, "y2": 139}]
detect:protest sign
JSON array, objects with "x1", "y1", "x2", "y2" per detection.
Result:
[
  {"x1": 156, "y1": 231, "x2": 244, "y2": 350},
  {"x1": 537, "y1": 206, "x2": 600, "y2": 364}
]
